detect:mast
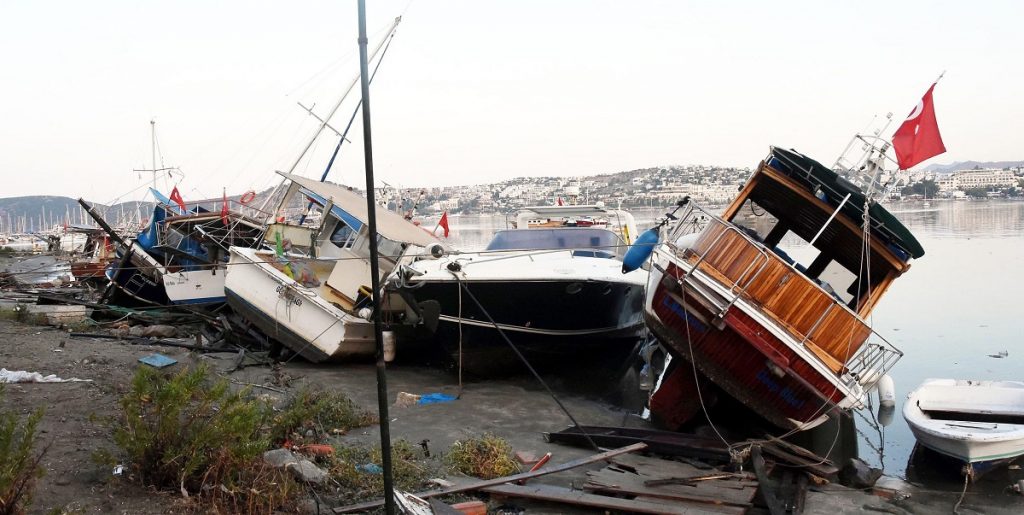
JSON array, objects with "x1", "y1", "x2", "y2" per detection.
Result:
[{"x1": 256, "y1": 16, "x2": 402, "y2": 217}]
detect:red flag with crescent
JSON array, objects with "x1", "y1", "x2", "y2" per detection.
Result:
[
  {"x1": 892, "y1": 83, "x2": 946, "y2": 170},
  {"x1": 437, "y1": 211, "x2": 450, "y2": 238},
  {"x1": 169, "y1": 187, "x2": 187, "y2": 213}
]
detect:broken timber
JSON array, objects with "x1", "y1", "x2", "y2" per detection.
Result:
[
  {"x1": 545, "y1": 425, "x2": 731, "y2": 462},
  {"x1": 482, "y1": 483, "x2": 709, "y2": 515},
  {"x1": 332, "y1": 443, "x2": 647, "y2": 513}
]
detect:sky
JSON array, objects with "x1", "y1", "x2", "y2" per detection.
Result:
[{"x1": 1, "y1": 0, "x2": 1022, "y2": 201}]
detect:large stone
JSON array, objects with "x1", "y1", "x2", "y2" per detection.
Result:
[
  {"x1": 141, "y1": 324, "x2": 178, "y2": 338},
  {"x1": 839, "y1": 457, "x2": 883, "y2": 489},
  {"x1": 288, "y1": 459, "x2": 328, "y2": 484},
  {"x1": 263, "y1": 448, "x2": 298, "y2": 468}
]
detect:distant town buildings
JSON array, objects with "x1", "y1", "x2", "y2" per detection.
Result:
[
  {"x1": 935, "y1": 169, "x2": 1018, "y2": 192},
  {"x1": 378, "y1": 165, "x2": 753, "y2": 215}
]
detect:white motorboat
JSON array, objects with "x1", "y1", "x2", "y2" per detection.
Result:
[
  {"x1": 225, "y1": 172, "x2": 441, "y2": 362},
  {"x1": 904, "y1": 378, "x2": 1024, "y2": 477},
  {"x1": 397, "y1": 204, "x2": 649, "y2": 370}
]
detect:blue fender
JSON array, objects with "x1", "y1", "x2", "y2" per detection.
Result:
[{"x1": 622, "y1": 227, "x2": 660, "y2": 273}]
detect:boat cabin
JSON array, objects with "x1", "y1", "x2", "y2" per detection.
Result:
[
  {"x1": 672, "y1": 147, "x2": 923, "y2": 372},
  {"x1": 485, "y1": 228, "x2": 624, "y2": 259},
  {"x1": 262, "y1": 172, "x2": 439, "y2": 310}
]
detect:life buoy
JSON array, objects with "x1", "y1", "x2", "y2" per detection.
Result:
[{"x1": 239, "y1": 190, "x2": 257, "y2": 204}]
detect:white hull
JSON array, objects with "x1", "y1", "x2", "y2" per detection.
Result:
[
  {"x1": 164, "y1": 268, "x2": 227, "y2": 305},
  {"x1": 225, "y1": 247, "x2": 376, "y2": 361},
  {"x1": 904, "y1": 379, "x2": 1024, "y2": 464}
]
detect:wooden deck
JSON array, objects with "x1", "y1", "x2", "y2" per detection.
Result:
[{"x1": 680, "y1": 222, "x2": 871, "y2": 373}]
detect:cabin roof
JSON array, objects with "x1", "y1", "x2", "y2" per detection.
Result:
[
  {"x1": 279, "y1": 172, "x2": 439, "y2": 247},
  {"x1": 767, "y1": 147, "x2": 924, "y2": 259}
]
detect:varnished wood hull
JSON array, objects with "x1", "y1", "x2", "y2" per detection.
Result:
[{"x1": 646, "y1": 261, "x2": 854, "y2": 431}]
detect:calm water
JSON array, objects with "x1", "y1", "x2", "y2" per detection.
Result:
[{"x1": 440, "y1": 200, "x2": 1024, "y2": 477}]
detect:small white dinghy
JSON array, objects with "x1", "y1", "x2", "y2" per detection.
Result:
[{"x1": 904, "y1": 378, "x2": 1024, "y2": 477}]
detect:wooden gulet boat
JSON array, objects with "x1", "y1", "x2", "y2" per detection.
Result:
[{"x1": 643, "y1": 147, "x2": 922, "y2": 431}]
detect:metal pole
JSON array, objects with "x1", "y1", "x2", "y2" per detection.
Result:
[{"x1": 357, "y1": 1, "x2": 395, "y2": 513}]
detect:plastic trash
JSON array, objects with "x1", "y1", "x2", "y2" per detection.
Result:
[
  {"x1": 418, "y1": 393, "x2": 456, "y2": 405},
  {"x1": 357, "y1": 463, "x2": 383, "y2": 474}
]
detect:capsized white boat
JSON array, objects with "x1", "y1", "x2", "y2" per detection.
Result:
[
  {"x1": 904, "y1": 378, "x2": 1024, "y2": 477},
  {"x1": 225, "y1": 172, "x2": 442, "y2": 362}
]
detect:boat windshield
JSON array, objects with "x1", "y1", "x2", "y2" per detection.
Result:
[{"x1": 485, "y1": 228, "x2": 623, "y2": 258}]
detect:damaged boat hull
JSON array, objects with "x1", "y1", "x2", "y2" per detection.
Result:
[{"x1": 224, "y1": 247, "x2": 376, "y2": 362}]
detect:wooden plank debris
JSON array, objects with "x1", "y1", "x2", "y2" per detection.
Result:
[
  {"x1": 332, "y1": 443, "x2": 647, "y2": 513},
  {"x1": 748, "y1": 438, "x2": 839, "y2": 479},
  {"x1": 751, "y1": 445, "x2": 786, "y2": 515},
  {"x1": 545, "y1": 425, "x2": 731, "y2": 462},
  {"x1": 585, "y1": 468, "x2": 754, "y2": 510},
  {"x1": 482, "y1": 483, "x2": 714, "y2": 515}
]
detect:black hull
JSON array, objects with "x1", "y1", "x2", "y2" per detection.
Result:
[
  {"x1": 405, "y1": 278, "x2": 645, "y2": 372},
  {"x1": 104, "y1": 250, "x2": 169, "y2": 307}
]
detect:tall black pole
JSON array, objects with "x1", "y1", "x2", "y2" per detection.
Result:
[{"x1": 356, "y1": 1, "x2": 396, "y2": 513}]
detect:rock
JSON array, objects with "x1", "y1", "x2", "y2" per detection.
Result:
[
  {"x1": 394, "y1": 391, "x2": 421, "y2": 408},
  {"x1": 263, "y1": 448, "x2": 298, "y2": 468},
  {"x1": 141, "y1": 325, "x2": 177, "y2": 338},
  {"x1": 128, "y1": 325, "x2": 145, "y2": 337},
  {"x1": 288, "y1": 459, "x2": 328, "y2": 484},
  {"x1": 840, "y1": 457, "x2": 882, "y2": 489},
  {"x1": 296, "y1": 497, "x2": 324, "y2": 515}
]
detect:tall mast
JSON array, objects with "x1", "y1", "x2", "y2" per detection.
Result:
[{"x1": 256, "y1": 16, "x2": 402, "y2": 217}]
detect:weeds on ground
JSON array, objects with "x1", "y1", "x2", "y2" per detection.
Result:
[
  {"x1": 445, "y1": 433, "x2": 520, "y2": 479},
  {"x1": 269, "y1": 386, "x2": 378, "y2": 445},
  {"x1": 328, "y1": 440, "x2": 435, "y2": 503},
  {"x1": 108, "y1": 365, "x2": 297, "y2": 513},
  {"x1": 0, "y1": 386, "x2": 46, "y2": 515}
]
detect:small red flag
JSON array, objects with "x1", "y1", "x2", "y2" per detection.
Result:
[
  {"x1": 169, "y1": 187, "x2": 187, "y2": 213},
  {"x1": 437, "y1": 211, "x2": 450, "y2": 238},
  {"x1": 892, "y1": 83, "x2": 946, "y2": 170},
  {"x1": 221, "y1": 189, "x2": 230, "y2": 226}
]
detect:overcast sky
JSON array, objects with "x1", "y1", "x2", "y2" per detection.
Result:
[{"x1": 1, "y1": 0, "x2": 1021, "y2": 201}]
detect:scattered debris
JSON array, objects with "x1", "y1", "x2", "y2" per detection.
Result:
[
  {"x1": 545, "y1": 425, "x2": 730, "y2": 463},
  {"x1": 839, "y1": 457, "x2": 883, "y2": 489},
  {"x1": 333, "y1": 443, "x2": 647, "y2": 513},
  {"x1": 138, "y1": 353, "x2": 177, "y2": 368},
  {"x1": 0, "y1": 368, "x2": 91, "y2": 383}
]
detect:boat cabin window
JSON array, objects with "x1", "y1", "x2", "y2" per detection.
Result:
[
  {"x1": 329, "y1": 220, "x2": 357, "y2": 249},
  {"x1": 485, "y1": 228, "x2": 622, "y2": 257}
]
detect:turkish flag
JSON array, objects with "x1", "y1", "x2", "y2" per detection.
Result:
[
  {"x1": 437, "y1": 211, "x2": 450, "y2": 238},
  {"x1": 169, "y1": 187, "x2": 187, "y2": 213},
  {"x1": 892, "y1": 83, "x2": 946, "y2": 170}
]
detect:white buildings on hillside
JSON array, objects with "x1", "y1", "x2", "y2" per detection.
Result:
[{"x1": 937, "y1": 169, "x2": 1018, "y2": 191}]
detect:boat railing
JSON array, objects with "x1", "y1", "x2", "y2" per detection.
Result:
[{"x1": 664, "y1": 202, "x2": 902, "y2": 379}]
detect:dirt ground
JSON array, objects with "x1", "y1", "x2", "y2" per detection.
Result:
[
  {"x1": 0, "y1": 316, "x2": 645, "y2": 514},
  {"x1": 4, "y1": 312, "x2": 1024, "y2": 515}
]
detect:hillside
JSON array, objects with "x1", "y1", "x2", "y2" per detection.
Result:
[{"x1": 923, "y1": 160, "x2": 1024, "y2": 173}]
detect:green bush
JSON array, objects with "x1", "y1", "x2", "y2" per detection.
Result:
[
  {"x1": 445, "y1": 434, "x2": 520, "y2": 479},
  {"x1": 329, "y1": 440, "x2": 434, "y2": 503},
  {"x1": 0, "y1": 386, "x2": 46, "y2": 515},
  {"x1": 112, "y1": 365, "x2": 296, "y2": 513},
  {"x1": 269, "y1": 386, "x2": 378, "y2": 445}
]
